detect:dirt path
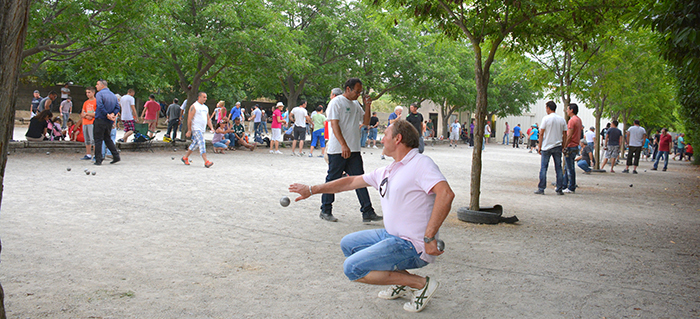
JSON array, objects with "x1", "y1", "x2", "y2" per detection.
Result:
[{"x1": 1, "y1": 142, "x2": 698, "y2": 318}]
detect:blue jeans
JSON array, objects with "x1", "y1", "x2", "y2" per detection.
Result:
[
  {"x1": 341, "y1": 229, "x2": 428, "y2": 281},
  {"x1": 360, "y1": 127, "x2": 369, "y2": 147},
  {"x1": 577, "y1": 160, "x2": 591, "y2": 172},
  {"x1": 368, "y1": 127, "x2": 378, "y2": 141},
  {"x1": 254, "y1": 122, "x2": 262, "y2": 136},
  {"x1": 653, "y1": 151, "x2": 669, "y2": 169},
  {"x1": 562, "y1": 146, "x2": 579, "y2": 191},
  {"x1": 538, "y1": 146, "x2": 563, "y2": 192},
  {"x1": 503, "y1": 133, "x2": 509, "y2": 144},
  {"x1": 322, "y1": 152, "x2": 375, "y2": 218}
]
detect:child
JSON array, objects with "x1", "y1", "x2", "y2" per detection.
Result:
[
  {"x1": 69, "y1": 118, "x2": 84, "y2": 143},
  {"x1": 212, "y1": 121, "x2": 231, "y2": 154},
  {"x1": 51, "y1": 117, "x2": 65, "y2": 141}
]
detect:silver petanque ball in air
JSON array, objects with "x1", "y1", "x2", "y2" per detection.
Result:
[{"x1": 280, "y1": 196, "x2": 291, "y2": 207}]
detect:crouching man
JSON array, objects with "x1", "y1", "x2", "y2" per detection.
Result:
[{"x1": 289, "y1": 120, "x2": 454, "y2": 312}]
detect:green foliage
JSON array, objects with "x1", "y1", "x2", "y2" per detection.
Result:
[
  {"x1": 642, "y1": 0, "x2": 700, "y2": 163},
  {"x1": 577, "y1": 28, "x2": 679, "y2": 131}
]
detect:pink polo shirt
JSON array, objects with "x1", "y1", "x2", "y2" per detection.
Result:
[{"x1": 363, "y1": 148, "x2": 447, "y2": 263}]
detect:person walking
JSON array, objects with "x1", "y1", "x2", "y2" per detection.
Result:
[
  {"x1": 181, "y1": 92, "x2": 215, "y2": 168},
  {"x1": 309, "y1": 106, "x2": 326, "y2": 157},
  {"x1": 652, "y1": 128, "x2": 673, "y2": 171},
  {"x1": 535, "y1": 101, "x2": 567, "y2": 195},
  {"x1": 406, "y1": 102, "x2": 425, "y2": 153},
  {"x1": 269, "y1": 102, "x2": 286, "y2": 154},
  {"x1": 528, "y1": 124, "x2": 539, "y2": 153},
  {"x1": 164, "y1": 98, "x2": 181, "y2": 142},
  {"x1": 449, "y1": 118, "x2": 461, "y2": 148},
  {"x1": 321, "y1": 78, "x2": 381, "y2": 223},
  {"x1": 141, "y1": 94, "x2": 160, "y2": 137},
  {"x1": 118, "y1": 89, "x2": 137, "y2": 142}
]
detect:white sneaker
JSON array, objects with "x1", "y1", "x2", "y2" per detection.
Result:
[
  {"x1": 372, "y1": 145, "x2": 378, "y2": 149},
  {"x1": 403, "y1": 277, "x2": 439, "y2": 313},
  {"x1": 275, "y1": 150, "x2": 283, "y2": 154},
  {"x1": 563, "y1": 189, "x2": 575, "y2": 194},
  {"x1": 269, "y1": 150, "x2": 274, "y2": 154},
  {"x1": 378, "y1": 285, "x2": 412, "y2": 300},
  {"x1": 291, "y1": 152, "x2": 296, "y2": 156}
]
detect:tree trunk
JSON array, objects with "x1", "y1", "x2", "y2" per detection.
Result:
[
  {"x1": 470, "y1": 66, "x2": 488, "y2": 211},
  {"x1": 440, "y1": 99, "x2": 453, "y2": 139},
  {"x1": 0, "y1": 1, "x2": 32, "y2": 317}
]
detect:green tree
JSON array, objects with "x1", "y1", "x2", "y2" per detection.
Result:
[
  {"x1": 642, "y1": 0, "x2": 700, "y2": 163},
  {"x1": 370, "y1": 0, "x2": 579, "y2": 209},
  {"x1": 136, "y1": 0, "x2": 285, "y2": 138}
]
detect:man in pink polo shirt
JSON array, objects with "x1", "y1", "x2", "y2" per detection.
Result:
[{"x1": 289, "y1": 120, "x2": 455, "y2": 313}]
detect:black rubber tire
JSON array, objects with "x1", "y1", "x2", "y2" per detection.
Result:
[{"x1": 457, "y1": 207, "x2": 502, "y2": 224}]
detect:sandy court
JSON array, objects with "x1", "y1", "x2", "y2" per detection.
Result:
[{"x1": 1, "y1": 141, "x2": 699, "y2": 318}]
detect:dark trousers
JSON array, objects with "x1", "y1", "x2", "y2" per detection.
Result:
[
  {"x1": 469, "y1": 133, "x2": 474, "y2": 146},
  {"x1": 513, "y1": 136, "x2": 519, "y2": 148},
  {"x1": 94, "y1": 118, "x2": 120, "y2": 164},
  {"x1": 322, "y1": 152, "x2": 375, "y2": 218},
  {"x1": 627, "y1": 146, "x2": 642, "y2": 167},
  {"x1": 166, "y1": 119, "x2": 179, "y2": 138}
]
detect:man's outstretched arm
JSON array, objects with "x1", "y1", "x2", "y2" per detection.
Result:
[{"x1": 289, "y1": 175, "x2": 370, "y2": 202}]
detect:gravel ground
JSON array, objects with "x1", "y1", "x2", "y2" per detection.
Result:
[{"x1": 1, "y1": 140, "x2": 698, "y2": 318}]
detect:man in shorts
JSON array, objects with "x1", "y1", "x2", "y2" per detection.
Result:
[
  {"x1": 269, "y1": 102, "x2": 286, "y2": 154},
  {"x1": 290, "y1": 100, "x2": 311, "y2": 156},
  {"x1": 181, "y1": 92, "x2": 215, "y2": 168},
  {"x1": 309, "y1": 105, "x2": 326, "y2": 157},
  {"x1": 289, "y1": 120, "x2": 455, "y2": 313},
  {"x1": 600, "y1": 120, "x2": 623, "y2": 173},
  {"x1": 141, "y1": 94, "x2": 160, "y2": 136},
  {"x1": 80, "y1": 87, "x2": 96, "y2": 160},
  {"x1": 118, "y1": 89, "x2": 137, "y2": 142},
  {"x1": 449, "y1": 118, "x2": 460, "y2": 148}
]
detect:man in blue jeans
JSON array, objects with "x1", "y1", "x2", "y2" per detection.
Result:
[
  {"x1": 320, "y1": 79, "x2": 381, "y2": 222},
  {"x1": 562, "y1": 103, "x2": 582, "y2": 193},
  {"x1": 289, "y1": 120, "x2": 454, "y2": 312},
  {"x1": 535, "y1": 101, "x2": 567, "y2": 195}
]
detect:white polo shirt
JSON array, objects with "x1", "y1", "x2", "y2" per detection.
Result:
[{"x1": 363, "y1": 148, "x2": 447, "y2": 263}]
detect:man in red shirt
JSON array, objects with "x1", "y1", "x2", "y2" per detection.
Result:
[
  {"x1": 141, "y1": 94, "x2": 160, "y2": 137},
  {"x1": 652, "y1": 128, "x2": 673, "y2": 171},
  {"x1": 563, "y1": 103, "x2": 583, "y2": 193}
]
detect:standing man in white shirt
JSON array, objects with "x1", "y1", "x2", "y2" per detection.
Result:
[
  {"x1": 290, "y1": 100, "x2": 312, "y2": 156},
  {"x1": 535, "y1": 101, "x2": 568, "y2": 195},
  {"x1": 118, "y1": 89, "x2": 137, "y2": 142},
  {"x1": 623, "y1": 120, "x2": 647, "y2": 174},
  {"x1": 320, "y1": 78, "x2": 381, "y2": 223}
]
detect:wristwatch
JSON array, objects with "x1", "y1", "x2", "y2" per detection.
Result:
[{"x1": 423, "y1": 236, "x2": 435, "y2": 244}]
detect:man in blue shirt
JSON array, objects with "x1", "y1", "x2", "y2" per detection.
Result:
[
  {"x1": 93, "y1": 79, "x2": 121, "y2": 165},
  {"x1": 512, "y1": 124, "x2": 521, "y2": 148},
  {"x1": 229, "y1": 101, "x2": 242, "y2": 122}
]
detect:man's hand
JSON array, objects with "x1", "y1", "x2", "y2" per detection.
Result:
[
  {"x1": 537, "y1": 147, "x2": 542, "y2": 155},
  {"x1": 424, "y1": 240, "x2": 443, "y2": 256},
  {"x1": 362, "y1": 94, "x2": 372, "y2": 107},
  {"x1": 186, "y1": 131, "x2": 192, "y2": 138},
  {"x1": 341, "y1": 144, "x2": 351, "y2": 158},
  {"x1": 288, "y1": 183, "x2": 312, "y2": 202},
  {"x1": 106, "y1": 113, "x2": 117, "y2": 121}
]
